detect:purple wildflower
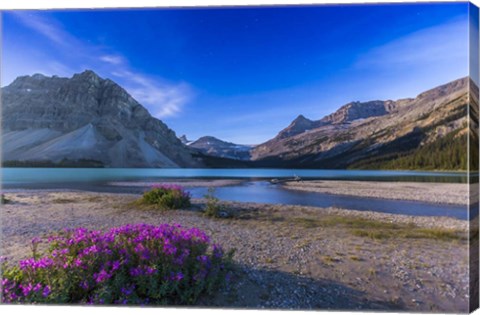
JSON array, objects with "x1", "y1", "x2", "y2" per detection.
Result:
[
  {"x1": 145, "y1": 266, "x2": 157, "y2": 275},
  {"x1": 33, "y1": 283, "x2": 42, "y2": 292},
  {"x1": 212, "y1": 244, "x2": 224, "y2": 259},
  {"x1": 112, "y1": 260, "x2": 121, "y2": 271},
  {"x1": 197, "y1": 255, "x2": 209, "y2": 264},
  {"x1": 73, "y1": 258, "x2": 83, "y2": 268},
  {"x1": 80, "y1": 281, "x2": 89, "y2": 290},
  {"x1": 121, "y1": 285, "x2": 134, "y2": 296},
  {"x1": 94, "y1": 269, "x2": 111, "y2": 283},
  {"x1": 31, "y1": 237, "x2": 42, "y2": 245},
  {"x1": 2, "y1": 223, "x2": 230, "y2": 304},
  {"x1": 20, "y1": 283, "x2": 33, "y2": 296},
  {"x1": 42, "y1": 285, "x2": 51, "y2": 298},
  {"x1": 129, "y1": 267, "x2": 142, "y2": 277},
  {"x1": 173, "y1": 272, "x2": 184, "y2": 281}
]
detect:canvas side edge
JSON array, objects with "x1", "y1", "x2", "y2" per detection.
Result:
[{"x1": 469, "y1": 2, "x2": 480, "y2": 313}]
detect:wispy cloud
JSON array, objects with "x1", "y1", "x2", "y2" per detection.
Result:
[
  {"x1": 9, "y1": 11, "x2": 84, "y2": 49},
  {"x1": 4, "y1": 11, "x2": 193, "y2": 119},
  {"x1": 354, "y1": 18, "x2": 468, "y2": 72},
  {"x1": 112, "y1": 70, "x2": 192, "y2": 118},
  {"x1": 99, "y1": 55, "x2": 125, "y2": 65},
  {"x1": 345, "y1": 17, "x2": 469, "y2": 102}
]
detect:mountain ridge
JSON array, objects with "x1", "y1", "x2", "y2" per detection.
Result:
[
  {"x1": 2, "y1": 70, "x2": 201, "y2": 168},
  {"x1": 2, "y1": 72, "x2": 471, "y2": 170},
  {"x1": 250, "y1": 77, "x2": 470, "y2": 170},
  {"x1": 189, "y1": 136, "x2": 252, "y2": 161}
]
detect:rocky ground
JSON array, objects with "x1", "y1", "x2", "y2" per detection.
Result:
[{"x1": 0, "y1": 189, "x2": 471, "y2": 312}]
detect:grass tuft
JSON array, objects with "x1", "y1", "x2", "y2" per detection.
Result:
[
  {"x1": 349, "y1": 255, "x2": 362, "y2": 261},
  {"x1": 286, "y1": 215, "x2": 465, "y2": 242},
  {"x1": 351, "y1": 227, "x2": 466, "y2": 241}
]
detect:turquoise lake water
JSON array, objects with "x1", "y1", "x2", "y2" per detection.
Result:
[
  {"x1": 1, "y1": 168, "x2": 473, "y2": 220},
  {"x1": 1, "y1": 168, "x2": 468, "y2": 184}
]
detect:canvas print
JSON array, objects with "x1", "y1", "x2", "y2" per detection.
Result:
[{"x1": 0, "y1": 1, "x2": 479, "y2": 313}]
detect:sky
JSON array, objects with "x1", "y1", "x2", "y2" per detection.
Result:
[{"x1": 1, "y1": 3, "x2": 471, "y2": 144}]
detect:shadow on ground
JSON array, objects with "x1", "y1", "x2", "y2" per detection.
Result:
[{"x1": 198, "y1": 264, "x2": 405, "y2": 311}]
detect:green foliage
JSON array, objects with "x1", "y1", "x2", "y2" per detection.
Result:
[
  {"x1": 1, "y1": 194, "x2": 11, "y2": 204},
  {"x1": 351, "y1": 227, "x2": 466, "y2": 241},
  {"x1": 203, "y1": 188, "x2": 223, "y2": 218},
  {"x1": 352, "y1": 130, "x2": 468, "y2": 170},
  {"x1": 286, "y1": 215, "x2": 466, "y2": 242},
  {"x1": 141, "y1": 185, "x2": 191, "y2": 210},
  {"x1": 470, "y1": 131, "x2": 479, "y2": 171},
  {"x1": 1, "y1": 224, "x2": 234, "y2": 305}
]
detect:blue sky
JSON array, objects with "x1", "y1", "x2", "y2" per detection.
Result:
[{"x1": 1, "y1": 3, "x2": 470, "y2": 144}]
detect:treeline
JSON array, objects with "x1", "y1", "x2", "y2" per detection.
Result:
[
  {"x1": 3, "y1": 159, "x2": 104, "y2": 168},
  {"x1": 352, "y1": 130, "x2": 467, "y2": 171}
]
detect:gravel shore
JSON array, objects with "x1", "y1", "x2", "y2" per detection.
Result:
[
  {"x1": 0, "y1": 190, "x2": 471, "y2": 312},
  {"x1": 283, "y1": 180, "x2": 469, "y2": 205}
]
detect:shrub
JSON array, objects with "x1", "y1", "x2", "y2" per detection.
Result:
[
  {"x1": 141, "y1": 184, "x2": 191, "y2": 209},
  {"x1": 1, "y1": 194, "x2": 10, "y2": 204},
  {"x1": 204, "y1": 188, "x2": 223, "y2": 218},
  {"x1": 1, "y1": 224, "x2": 233, "y2": 305}
]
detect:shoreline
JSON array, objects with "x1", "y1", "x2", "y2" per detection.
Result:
[
  {"x1": 0, "y1": 189, "x2": 470, "y2": 311},
  {"x1": 4, "y1": 178, "x2": 468, "y2": 206},
  {"x1": 282, "y1": 180, "x2": 468, "y2": 205},
  {"x1": 107, "y1": 178, "x2": 246, "y2": 188},
  {"x1": 0, "y1": 189, "x2": 468, "y2": 231}
]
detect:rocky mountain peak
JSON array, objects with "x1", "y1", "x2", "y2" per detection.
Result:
[
  {"x1": 251, "y1": 77, "x2": 469, "y2": 169},
  {"x1": 179, "y1": 135, "x2": 190, "y2": 144},
  {"x1": 320, "y1": 100, "x2": 388, "y2": 124},
  {"x1": 6, "y1": 73, "x2": 66, "y2": 92},
  {"x1": 2, "y1": 70, "x2": 200, "y2": 168},
  {"x1": 416, "y1": 77, "x2": 468, "y2": 102},
  {"x1": 276, "y1": 114, "x2": 322, "y2": 139},
  {"x1": 31, "y1": 73, "x2": 47, "y2": 80},
  {"x1": 9, "y1": 73, "x2": 46, "y2": 85},
  {"x1": 71, "y1": 69, "x2": 104, "y2": 88},
  {"x1": 73, "y1": 69, "x2": 101, "y2": 79},
  {"x1": 194, "y1": 136, "x2": 226, "y2": 145},
  {"x1": 292, "y1": 114, "x2": 310, "y2": 123},
  {"x1": 190, "y1": 136, "x2": 252, "y2": 161}
]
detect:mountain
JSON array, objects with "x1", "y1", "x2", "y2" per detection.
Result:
[
  {"x1": 251, "y1": 77, "x2": 470, "y2": 170},
  {"x1": 319, "y1": 100, "x2": 394, "y2": 124},
  {"x1": 2, "y1": 71, "x2": 471, "y2": 170},
  {"x1": 189, "y1": 136, "x2": 252, "y2": 161},
  {"x1": 276, "y1": 115, "x2": 325, "y2": 139},
  {"x1": 179, "y1": 135, "x2": 192, "y2": 145},
  {"x1": 2, "y1": 70, "x2": 201, "y2": 168}
]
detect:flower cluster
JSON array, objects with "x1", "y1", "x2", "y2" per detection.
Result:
[
  {"x1": 1, "y1": 224, "x2": 233, "y2": 305},
  {"x1": 142, "y1": 184, "x2": 191, "y2": 209}
]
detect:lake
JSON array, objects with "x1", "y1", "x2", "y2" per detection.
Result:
[
  {"x1": 1, "y1": 168, "x2": 473, "y2": 220},
  {"x1": 1, "y1": 168, "x2": 468, "y2": 184}
]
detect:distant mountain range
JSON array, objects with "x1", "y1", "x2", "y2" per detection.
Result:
[
  {"x1": 188, "y1": 136, "x2": 252, "y2": 161},
  {"x1": 250, "y1": 77, "x2": 471, "y2": 170},
  {"x1": 1, "y1": 70, "x2": 474, "y2": 170}
]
